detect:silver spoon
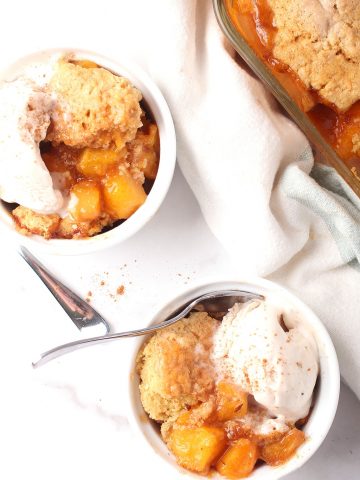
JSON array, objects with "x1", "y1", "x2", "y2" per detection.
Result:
[
  {"x1": 19, "y1": 246, "x2": 110, "y2": 337},
  {"x1": 32, "y1": 289, "x2": 264, "y2": 368}
]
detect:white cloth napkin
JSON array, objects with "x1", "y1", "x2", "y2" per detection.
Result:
[{"x1": 106, "y1": 0, "x2": 360, "y2": 397}]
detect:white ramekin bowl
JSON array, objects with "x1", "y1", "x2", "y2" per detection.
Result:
[
  {"x1": 127, "y1": 278, "x2": 340, "y2": 480},
  {"x1": 0, "y1": 48, "x2": 176, "y2": 255}
]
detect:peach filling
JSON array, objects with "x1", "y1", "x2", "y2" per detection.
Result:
[
  {"x1": 12, "y1": 119, "x2": 159, "y2": 239},
  {"x1": 164, "y1": 382, "x2": 305, "y2": 478},
  {"x1": 224, "y1": 0, "x2": 360, "y2": 178}
]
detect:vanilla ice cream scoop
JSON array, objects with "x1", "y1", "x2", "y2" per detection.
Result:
[
  {"x1": 0, "y1": 76, "x2": 63, "y2": 213},
  {"x1": 212, "y1": 299, "x2": 319, "y2": 422}
]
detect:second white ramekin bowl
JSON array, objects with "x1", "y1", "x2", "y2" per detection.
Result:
[
  {"x1": 0, "y1": 48, "x2": 176, "y2": 255},
  {"x1": 126, "y1": 277, "x2": 340, "y2": 480}
]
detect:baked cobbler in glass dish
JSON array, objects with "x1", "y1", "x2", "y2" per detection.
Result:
[
  {"x1": 0, "y1": 51, "x2": 175, "y2": 247},
  {"x1": 215, "y1": 0, "x2": 360, "y2": 192}
]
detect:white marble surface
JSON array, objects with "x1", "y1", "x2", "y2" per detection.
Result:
[{"x1": 0, "y1": 168, "x2": 359, "y2": 479}]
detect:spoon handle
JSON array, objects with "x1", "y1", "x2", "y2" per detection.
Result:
[
  {"x1": 32, "y1": 289, "x2": 264, "y2": 368},
  {"x1": 32, "y1": 305, "x2": 192, "y2": 368},
  {"x1": 19, "y1": 246, "x2": 110, "y2": 334},
  {"x1": 32, "y1": 326, "x2": 157, "y2": 368}
]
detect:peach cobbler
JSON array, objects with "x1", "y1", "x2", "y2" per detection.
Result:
[
  {"x1": 0, "y1": 56, "x2": 159, "y2": 239},
  {"x1": 225, "y1": 0, "x2": 360, "y2": 179},
  {"x1": 137, "y1": 300, "x2": 319, "y2": 478}
]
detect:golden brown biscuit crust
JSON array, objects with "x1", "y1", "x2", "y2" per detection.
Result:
[
  {"x1": 12, "y1": 205, "x2": 114, "y2": 239},
  {"x1": 268, "y1": 0, "x2": 360, "y2": 111},
  {"x1": 46, "y1": 61, "x2": 142, "y2": 148},
  {"x1": 136, "y1": 313, "x2": 219, "y2": 423},
  {"x1": 12, "y1": 206, "x2": 60, "y2": 238}
]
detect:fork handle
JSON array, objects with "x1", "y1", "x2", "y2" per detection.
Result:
[{"x1": 19, "y1": 246, "x2": 109, "y2": 333}]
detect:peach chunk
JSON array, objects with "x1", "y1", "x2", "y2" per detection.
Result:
[
  {"x1": 335, "y1": 102, "x2": 360, "y2": 160},
  {"x1": 261, "y1": 428, "x2": 305, "y2": 466},
  {"x1": 129, "y1": 123, "x2": 159, "y2": 180},
  {"x1": 142, "y1": 149, "x2": 159, "y2": 180},
  {"x1": 70, "y1": 180, "x2": 101, "y2": 222},
  {"x1": 167, "y1": 426, "x2": 227, "y2": 474},
  {"x1": 77, "y1": 148, "x2": 121, "y2": 177},
  {"x1": 103, "y1": 173, "x2": 147, "y2": 219},
  {"x1": 142, "y1": 124, "x2": 160, "y2": 180},
  {"x1": 175, "y1": 399, "x2": 217, "y2": 427},
  {"x1": 175, "y1": 411, "x2": 192, "y2": 426},
  {"x1": 216, "y1": 439, "x2": 258, "y2": 479},
  {"x1": 335, "y1": 121, "x2": 359, "y2": 160},
  {"x1": 216, "y1": 382, "x2": 248, "y2": 422}
]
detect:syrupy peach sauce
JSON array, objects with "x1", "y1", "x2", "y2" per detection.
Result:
[
  {"x1": 225, "y1": 0, "x2": 360, "y2": 177},
  {"x1": 41, "y1": 116, "x2": 159, "y2": 199},
  {"x1": 164, "y1": 382, "x2": 306, "y2": 478}
]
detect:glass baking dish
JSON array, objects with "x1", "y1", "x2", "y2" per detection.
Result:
[{"x1": 213, "y1": 0, "x2": 360, "y2": 198}]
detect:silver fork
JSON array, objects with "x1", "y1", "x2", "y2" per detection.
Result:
[
  {"x1": 32, "y1": 289, "x2": 264, "y2": 368},
  {"x1": 19, "y1": 246, "x2": 110, "y2": 337}
]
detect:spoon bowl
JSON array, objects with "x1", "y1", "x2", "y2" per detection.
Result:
[{"x1": 19, "y1": 246, "x2": 110, "y2": 336}]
